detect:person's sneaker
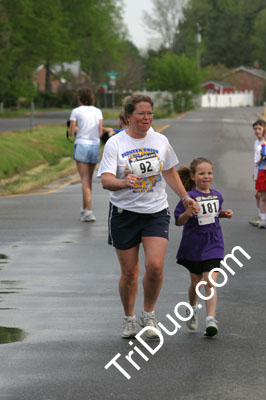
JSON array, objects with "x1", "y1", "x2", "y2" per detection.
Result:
[
  {"x1": 249, "y1": 216, "x2": 260, "y2": 226},
  {"x1": 121, "y1": 316, "x2": 137, "y2": 339},
  {"x1": 138, "y1": 310, "x2": 161, "y2": 339},
  {"x1": 80, "y1": 207, "x2": 85, "y2": 217},
  {"x1": 186, "y1": 308, "x2": 198, "y2": 330},
  {"x1": 80, "y1": 211, "x2": 96, "y2": 222},
  {"x1": 204, "y1": 317, "x2": 218, "y2": 337},
  {"x1": 258, "y1": 219, "x2": 266, "y2": 229}
]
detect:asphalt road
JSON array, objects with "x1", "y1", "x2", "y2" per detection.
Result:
[
  {"x1": 0, "y1": 110, "x2": 178, "y2": 133},
  {"x1": 0, "y1": 107, "x2": 265, "y2": 400}
]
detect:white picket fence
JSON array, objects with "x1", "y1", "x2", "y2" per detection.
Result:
[{"x1": 201, "y1": 90, "x2": 254, "y2": 108}]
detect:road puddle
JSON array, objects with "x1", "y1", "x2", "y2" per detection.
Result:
[
  {"x1": 0, "y1": 281, "x2": 23, "y2": 296},
  {"x1": 0, "y1": 326, "x2": 26, "y2": 344}
]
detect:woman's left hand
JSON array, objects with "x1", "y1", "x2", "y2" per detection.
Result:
[{"x1": 183, "y1": 197, "x2": 200, "y2": 214}]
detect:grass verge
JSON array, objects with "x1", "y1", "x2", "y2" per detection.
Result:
[
  {"x1": 0, "y1": 125, "x2": 76, "y2": 196},
  {"x1": 0, "y1": 123, "x2": 168, "y2": 196}
]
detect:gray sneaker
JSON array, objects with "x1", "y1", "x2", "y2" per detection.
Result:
[
  {"x1": 121, "y1": 316, "x2": 137, "y2": 339},
  {"x1": 186, "y1": 308, "x2": 198, "y2": 330},
  {"x1": 80, "y1": 211, "x2": 96, "y2": 222},
  {"x1": 204, "y1": 317, "x2": 218, "y2": 337},
  {"x1": 258, "y1": 220, "x2": 266, "y2": 229},
  {"x1": 249, "y1": 216, "x2": 260, "y2": 226},
  {"x1": 138, "y1": 311, "x2": 161, "y2": 339}
]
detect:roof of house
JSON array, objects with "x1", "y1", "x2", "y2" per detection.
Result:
[
  {"x1": 36, "y1": 61, "x2": 87, "y2": 79},
  {"x1": 226, "y1": 66, "x2": 266, "y2": 80},
  {"x1": 201, "y1": 80, "x2": 235, "y2": 88}
]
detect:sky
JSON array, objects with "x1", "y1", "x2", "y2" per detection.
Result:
[{"x1": 123, "y1": 0, "x2": 153, "y2": 51}]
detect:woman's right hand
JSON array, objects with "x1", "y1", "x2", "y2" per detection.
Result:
[{"x1": 125, "y1": 174, "x2": 140, "y2": 188}]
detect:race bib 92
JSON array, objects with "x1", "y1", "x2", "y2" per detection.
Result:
[{"x1": 129, "y1": 152, "x2": 161, "y2": 178}]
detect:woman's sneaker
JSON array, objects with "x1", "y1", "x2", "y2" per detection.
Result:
[
  {"x1": 186, "y1": 308, "x2": 198, "y2": 330},
  {"x1": 204, "y1": 317, "x2": 218, "y2": 337},
  {"x1": 138, "y1": 310, "x2": 161, "y2": 339},
  {"x1": 121, "y1": 316, "x2": 137, "y2": 339}
]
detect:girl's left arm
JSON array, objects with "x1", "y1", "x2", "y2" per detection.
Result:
[{"x1": 219, "y1": 209, "x2": 233, "y2": 219}]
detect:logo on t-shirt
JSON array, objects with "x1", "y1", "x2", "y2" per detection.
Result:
[{"x1": 125, "y1": 149, "x2": 162, "y2": 193}]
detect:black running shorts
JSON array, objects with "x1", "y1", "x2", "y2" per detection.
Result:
[
  {"x1": 177, "y1": 258, "x2": 222, "y2": 275},
  {"x1": 108, "y1": 203, "x2": 170, "y2": 250}
]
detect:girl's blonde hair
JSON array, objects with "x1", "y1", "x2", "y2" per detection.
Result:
[{"x1": 178, "y1": 157, "x2": 213, "y2": 191}]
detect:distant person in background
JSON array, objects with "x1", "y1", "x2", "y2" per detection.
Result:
[
  {"x1": 69, "y1": 87, "x2": 103, "y2": 222},
  {"x1": 249, "y1": 120, "x2": 266, "y2": 228},
  {"x1": 101, "y1": 112, "x2": 128, "y2": 144},
  {"x1": 254, "y1": 120, "x2": 266, "y2": 229}
]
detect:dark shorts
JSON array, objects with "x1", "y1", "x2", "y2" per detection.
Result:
[
  {"x1": 177, "y1": 258, "x2": 222, "y2": 275},
  {"x1": 108, "y1": 203, "x2": 171, "y2": 250}
]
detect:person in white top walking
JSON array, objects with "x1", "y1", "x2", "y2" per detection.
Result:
[
  {"x1": 69, "y1": 88, "x2": 103, "y2": 221},
  {"x1": 249, "y1": 119, "x2": 266, "y2": 227}
]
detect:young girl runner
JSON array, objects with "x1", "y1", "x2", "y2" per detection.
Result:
[{"x1": 174, "y1": 157, "x2": 233, "y2": 337}]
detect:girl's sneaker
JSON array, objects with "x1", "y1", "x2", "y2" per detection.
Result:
[
  {"x1": 186, "y1": 308, "x2": 198, "y2": 330},
  {"x1": 249, "y1": 216, "x2": 260, "y2": 226},
  {"x1": 258, "y1": 220, "x2": 266, "y2": 229},
  {"x1": 204, "y1": 317, "x2": 218, "y2": 337}
]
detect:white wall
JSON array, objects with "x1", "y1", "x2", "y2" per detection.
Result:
[
  {"x1": 137, "y1": 90, "x2": 174, "y2": 108},
  {"x1": 201, "y1": 90, "x2": 254, "y2": 108}
]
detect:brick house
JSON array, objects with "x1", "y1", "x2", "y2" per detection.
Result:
[
  {"x1": 224, "y1": 66, "x2": 266, "y2": 105},
  {"x1": 34, "y1": 61, "x2": 89, "y2": 93},
  {"x1": 201, "y1": 81, "x2": 235, "y2": 94}
]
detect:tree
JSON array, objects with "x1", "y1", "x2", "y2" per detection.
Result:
[
  {"x1": 0, "y1": 0, "x2": 12, "y2": 102},
  {"x1": 146, "y1": 51, "x2": 207, "y2": 112},
  {"x1": 31, "y1": 0, "x2": 73, "y2": 92},
  {"x1": 1, "y1": 0, "x2": 40, "y2": 102},
  {"x1": 143, "y1": 0, "x2": 186, "y2": 49},
  {"x1": 251, "y1": 8, "x2": 266, "y2": 70},
  {"x1": 147, "y1": 51, "x2": 204, "y2": 93},
  {"x1": 62, "y1": 0, "x2": 126, "y2": 86},
  {"x1": 113, "y1": 41, "x2": 145, "y2": 91},
  {"x1": 173, "y1": 0, "x2": 266, "y2": 68},
  {"x1": 204, "y1": 64, "x2": 233, "y2": 81}
]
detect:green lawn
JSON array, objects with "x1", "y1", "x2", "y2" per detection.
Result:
[{"x1": 0, "y1": 122, "x2": 169, "y2": 196}]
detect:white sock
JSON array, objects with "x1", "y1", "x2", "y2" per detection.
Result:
[
  {"x1": 143, "y1": 310, "x2": 153, "y2": 317},
  {"x1": 258, "y1": 208, "x2": 261, "y2": 216},
  {"x1": 206, "y1": 316, "x2": 214, "y2": 322},
  {"x1": 84, "y1": 209, "x2": 92, "y2": 214},
  {"x1": 260, "y1": 213, "x2": 266, "y2": 220},
  {"x1": 125, "y1": 315, "x2": 136, "y2": 320}
]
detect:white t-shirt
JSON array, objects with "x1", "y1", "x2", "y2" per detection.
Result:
[
  {"x1": 254, "y1": 138, "x2": 264, "y2": 180},
  {"x1": 70, "y1": 105, "x2": 103, "y2": 145},
  {"x1": 97, "y1": 129, "x2": 179, "y2": 213}
]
